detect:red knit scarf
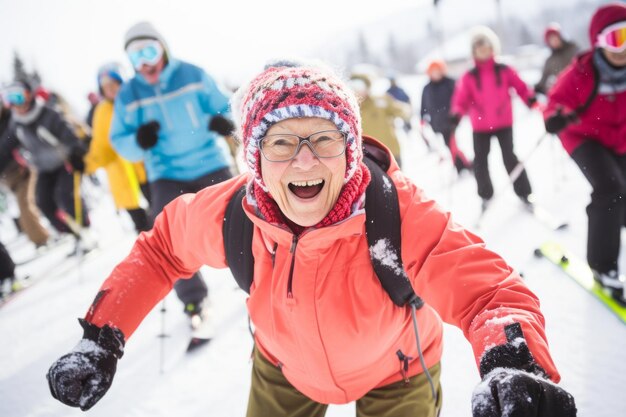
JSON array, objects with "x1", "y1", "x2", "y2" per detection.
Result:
[{"x1": 253, "y1": 162, "x2": 371, "y2": 235}]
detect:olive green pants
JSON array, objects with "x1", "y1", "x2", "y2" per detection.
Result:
[{"x1": 247, "y1": 348, "x2": 442, "y2": 417}]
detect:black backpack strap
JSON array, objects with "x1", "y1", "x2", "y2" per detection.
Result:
[
  {"x1": 362, "y1": 146, "x2": 423, "y2": 308},
  {"x1": 223, "y1": 185, "x2": 255, "y2": 294},
  {"x1": 575, "y1": 62, "x2": 600, "y2": 116}
]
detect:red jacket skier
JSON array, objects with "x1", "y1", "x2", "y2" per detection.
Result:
[{"x1": 544, "y1": 2, "x2": 626, "y2": 305}]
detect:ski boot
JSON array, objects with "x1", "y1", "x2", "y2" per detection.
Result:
[
  {"x1": 184, "y1": 298, "x2": 210, "y2": 330},
  {"x1": 592, "y1": 269, "x2": 626, "y2": 306},
  {"x1": 519, "y1": 194, "x2": 535, "y2": 210}
]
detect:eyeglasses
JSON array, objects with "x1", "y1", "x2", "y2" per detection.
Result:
[
  {"x1": 597, "y1": 21, "x2": 626, "y2": 53},
  {"x1": 126, "y1": 40, "x2": 164, "y2": 69},
  {"x1": 259, "y1": 130, "x2": 347, "y2": 162},
  {"x1": 4, "y1": 87, "x2": 27, "y2": 106}
]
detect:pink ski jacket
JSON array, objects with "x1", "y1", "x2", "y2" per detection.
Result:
[
  {"x1": 86, "y1": 138, "x2": 560, "y2": 404},
  {"x1": 452, "y1": 57, "x2": 534, "y2": 133}
]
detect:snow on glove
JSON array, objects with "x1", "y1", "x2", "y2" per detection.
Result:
[
  {"x1": 544, "y1": 109, "x2": 576, "y2": 134},
  {"x1": 472, "y1": 323, "x2": 577, "y2": 417},
  {"x1": 47, "y1": 318, "x2": 125, "y2": 411},
  {"x1": 136, "y1": 120, "x2": 160, "y2": 150},
  {"x1": 208, "y1": 114, "x2": 235, "y2": 136}
]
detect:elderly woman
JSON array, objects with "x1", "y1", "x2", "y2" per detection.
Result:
[{"x1": 47, "y1": 62, "x2": 576, "y2": 417}]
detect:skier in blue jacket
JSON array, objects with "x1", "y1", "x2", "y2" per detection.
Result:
[{"x1": 109, "y1": 21, "x2": 236, "y2": 324}]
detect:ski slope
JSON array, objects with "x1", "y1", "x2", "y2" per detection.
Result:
[{"x1": 1, "y1": 86, "x2": 625, "y2": 417}]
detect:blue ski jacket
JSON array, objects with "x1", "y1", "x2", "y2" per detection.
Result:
[{"x1": 110, "y1": 59, "x2": 231, "y2": 182}]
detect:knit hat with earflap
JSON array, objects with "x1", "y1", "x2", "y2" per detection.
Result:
[
  {"x1": 589, "y1": 3, "x2": 626, "y2": 48},
  {"x1": 231, "y1": 61, "x2": 371, "y2": 232}
]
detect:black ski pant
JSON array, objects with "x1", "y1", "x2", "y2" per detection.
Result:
[
  {"x1": 472, "y1": 127, "x2": 532, "y2": 200},
  {"x1": 148, "y1": 167, "x2": 233, "y2": 308},
  {"x1": 126, "y1": 208, "x2": 150, "y2": 233},
  {"x1": 0, "y1": 241, "x2": 15, "y2": 282},
  {"x1": 35, "y1": 167, "x2": 89, "y2": 235},
  {"x1": 571, "y1": 141, "x2": 626, "y2": 273}
]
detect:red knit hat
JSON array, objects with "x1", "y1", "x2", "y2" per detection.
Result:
[
  {"x1": 589, "y1": 3, "x2": 626, "y2": 47},
  {"x1": 231, "y1": 62, "x2": 370, "y2": 231},
  {"x1": 544, "y1": 23, "x2": 562, "y2": 44}
]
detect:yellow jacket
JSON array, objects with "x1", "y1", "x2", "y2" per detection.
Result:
[
  {"x1": 85, "y1": 100, "x2": 146, "y2": 209},
  {"x1": 359, "y1": 95, "x2": 411, "y2": 158}
]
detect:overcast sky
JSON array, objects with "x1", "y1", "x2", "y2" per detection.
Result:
[{"x1": 0, "y1": 0, "x2": 579, "y2": 115}]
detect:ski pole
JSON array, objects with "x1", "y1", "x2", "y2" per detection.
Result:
[
  {"x1": 416, "y1": 125, "x2": 434, "y2": 152},
  {"x1": 508, "y1": 132, "x2": 550, "y2": 184},
  {"x1": 157, "y1": 299, "x2": 169, "y2": 374},
  {"x1": 73, "y1": 172, "x2": 82, "y2": 228}
]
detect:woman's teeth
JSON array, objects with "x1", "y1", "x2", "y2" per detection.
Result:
[{"x1": 290, "y1": 179, "x2": 323, "y2": 187}]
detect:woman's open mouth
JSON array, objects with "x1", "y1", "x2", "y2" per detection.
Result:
[{"x1": 288, "y1": 179, "x2": 325, "y2": 199}]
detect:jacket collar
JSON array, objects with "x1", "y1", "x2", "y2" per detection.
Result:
[
  {"x1": 474, "y1": 56, "x2": 496, "y2": 70},
  {"x1": 134, "y1": 58, "x2": 181, "y2": 89},
  {"x1": 242, "y1": 195, "x2": 366, "y2": 249},
  {"x1": 11, "y1": 98, "x2": 45, "y2": 125}
]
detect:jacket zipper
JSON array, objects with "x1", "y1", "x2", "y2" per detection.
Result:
[
  {"x1": 287, "y1": 235, "x2": 298, "y2": 299},
  {"x1": 154, "y1": 85, "x2": 173, "y2": 129},
  {"x1": 396, "y1": 350, "x2": 413, "y2": 384},
  {"x1": 271, "y1": 242, "x2": 278, "y2": 268}
]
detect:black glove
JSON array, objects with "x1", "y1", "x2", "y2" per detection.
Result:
[
  {"x1": 527, "y1": 95, "x2": 538, "y2": 108},
  {"x1": 208, "y1": 114, "x2": 235, "y2": 136},
  {"x1": 545, "y1": 109, "x2": 576, "y2": 134},
  {"x1": 136, "y1": 121, "x2": 160, "y2": 150},
  {"x1": 449, "y1": 113, "x2": 461, "y2": 130},
  {"x1": 472, "y1": 323, "x2": 577, "y2": 417},
  {"x1": 47, "y1": 319, "x2": 125, "y2": 411},
  {"x1": 68, "y1": 146, "x2": 86, "y2": 173}
]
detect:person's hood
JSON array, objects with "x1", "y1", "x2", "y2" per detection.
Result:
[{"x1": 589, "y1": 3, "x2": 626, "y2": 48}]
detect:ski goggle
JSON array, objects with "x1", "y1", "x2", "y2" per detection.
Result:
[
  {"x1": 126, "y1": 40, "x2": 164, "y2": 69},
  {"x1": 596, "y1": 21, "x2": 626, "y2": 53},
  {"x1": 4, "y1": 87, "x2": 27, "y2": 106}
]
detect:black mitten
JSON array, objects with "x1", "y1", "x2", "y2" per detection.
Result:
[
  {"x1": 545, "y1": 109, "x2": 575, "y2": 134},
  {"x1": 47, "y1": 319, "x2": 125, "y2": 411},
  {"x1": 136, "y1": 121, "x2": 160, "y2": 149},
  {"x1": 208, "y1": 114, "x2": 235, "y2": 136},
  {"x1": 472, "y1": 323, "x2": 577, "y2": 417},
  {"x1": 68, "y1": 146, "x2": 87, "y2": 173},
  {"x1": 449, "y1": 113, "x2": 462, "y2": 130}
]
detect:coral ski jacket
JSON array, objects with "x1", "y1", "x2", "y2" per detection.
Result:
[
  {"x1": 452, "y1": 57, "x2": 534, "y2": 133},
  {"x1": 545, "y1": 51, "x2": 626, "y2": 155},
  {"x1": 86, "y1": 138, "x2": 559, "y2": 404}
]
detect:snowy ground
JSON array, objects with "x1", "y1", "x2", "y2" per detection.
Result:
[{"x1": 1, "y1": 86, "x2": 625, "y2": 416}]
